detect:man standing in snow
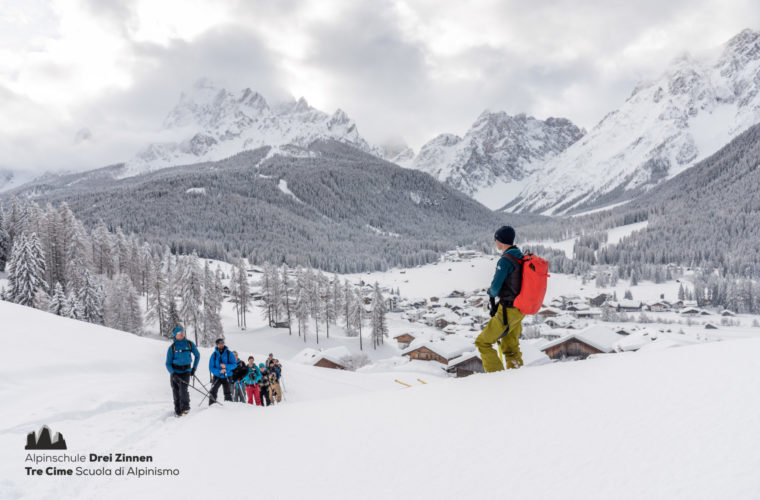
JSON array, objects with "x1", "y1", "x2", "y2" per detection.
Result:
[
  {"x1": 208, "y1": 338, "x2": 236, "y2": 405},
  {"x1": 165, "y1": 326, "x2": 201, "y2": 416},
  {"x1": 475, "y1": 226, "x2": 525, "y2": 372}
]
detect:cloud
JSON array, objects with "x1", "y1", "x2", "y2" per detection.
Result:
[{"x1": 2, "y1": 0, "x2": 760, "y2": 174}]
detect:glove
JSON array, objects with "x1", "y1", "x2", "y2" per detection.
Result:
[
  {"x1": 489, "y1": 297, "x2": 498, "y2": 317},
  {"x1": 191, "y1": 369, "x2": 196, "y2": 377}
]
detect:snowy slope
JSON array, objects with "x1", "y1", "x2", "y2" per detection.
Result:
[
  {"x1": 509, "y1": 29, "x2": 760, "y2": 214},
  {"x1": 412, "y1": 111, "x2": 584, "y2": 209},
  {"x1": 3, "y1": 299, "x2": 760, "y2": 499},
  {"x1": 122, "y1": 79, "x2": 383, "y2": 177}
]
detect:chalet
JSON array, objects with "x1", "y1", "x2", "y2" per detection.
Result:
[
  {"x1": 292, "y1": 346, "x2": 351, "y2": 370},
  {"x1": 392, "y1": 332, "x2": 417, "y2": 349},
  {"x1": 540, "y1": 325, "x2": 624, "y2": 360},
  {"x1": 680, "y1": 307, "x2": 702, "y2": 316},
  {"x1": 544, "y1": 315, "x2": 578, "y2": 329},
  {"x1": 447, "y1": 290, "x2": 466, "y2": 298},
  {"x1": 575, "y1": 308, "x2": 601, "y2": 319},
  {"x1": 537, "y1": 307, "x2": 561, "y2": 319},
  {"x1": 720, "y1": 310, "x2": 736, "y2": 317},
  {"x1": 647, "y1": 301, "x2": 671, "y2": 313},
  {"x1": 588, "y1": 294, "x2": 609, "y2": 307},
  {"x1": 549, "y1": 298, "x2": 564, "y2": 309},
  {"x1": 705, "y1": 323, "x2": 719, "y2": 330},
  {"x1": 446, "y1": 352, "x2": 484, "y2": 377},
  {"x1": 617, "y1": 299, "x2": 643, "y2": 312},
  {"x1": 402, "y1": 340, "x2": 473, "y2": 365},
  {"x1": 466, "y1": 296, "x2": 484, "y2": 307}
]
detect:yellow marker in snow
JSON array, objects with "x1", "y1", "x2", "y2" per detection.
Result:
[
  {"x1": 417, "y1": 378, "x2": 427, "y2": 384},
  {"x1": 394, "y1": 379, "x2": 412, "y2": 388}
]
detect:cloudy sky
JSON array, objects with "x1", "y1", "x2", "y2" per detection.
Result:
[{"x1": 1, "y1": 0, "x2": 759, "y2": 174}]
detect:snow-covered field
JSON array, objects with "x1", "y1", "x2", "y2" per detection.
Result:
[{"x1": 3, "y1": 299, "x2": 760, "y2": 499}]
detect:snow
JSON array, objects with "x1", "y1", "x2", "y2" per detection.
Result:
[
  {"x1": 474, "y1": 178, "x2": 529, "y2": 210},
  {"x1": 277, "y1": 179, "x2": 302, "y2": 203},
  {"x1": 3, "y1": 299, "x2": 760, "y2": 499},
  {"x1": 184, "y1": 187, "x2": 206, "y2": 195}
]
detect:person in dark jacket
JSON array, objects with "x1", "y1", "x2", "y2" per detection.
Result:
[
  {"x1": 258, "y1": 363, "x2": 272, "y2": 407},
  {"x1": 232, "y1": 351, "x2": 247, "y2": 403},
  {"x1": 268, "y1": 361, "x2": 282, "y2": 403},
  {"x1": 165, "y1": 326, "x2": 200, "y2": 416},
  {"x1": 474, "y1": 225, "x2": 526, "y2": 372},
  {"x1": 208, "y1": 338, "x2": 236, "y2": 405}
]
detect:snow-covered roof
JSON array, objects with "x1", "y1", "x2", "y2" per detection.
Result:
[
  {"x1": 392, "y1": 332, "x2": 417, "y2": 340},
  {"x1": 618, "y1": 299, "x2": 642, "y2": 308},
  {"x1": 541, "y1": 325, "x2": 624, "y2": 354},
  {"x1": 402, "y1": 338, "x2": 473, "y2": 361},
  {"x1": 291, "y1": 346, "x2": 351, "y2": 366}
]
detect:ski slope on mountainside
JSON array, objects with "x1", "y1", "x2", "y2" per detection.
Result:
[{"x1": 2, "y1": 300, "x2": 760, "y2": 499}]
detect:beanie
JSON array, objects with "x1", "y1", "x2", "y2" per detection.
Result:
[
  {"x1": 494, "y1": 225, "x2": 516, "y2": 245},
  {"x1": 172, "y1": 326, "x2": 184, "y2": 338}
]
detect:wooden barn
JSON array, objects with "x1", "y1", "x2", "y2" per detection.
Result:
[
  {"x1": 313, "y1": 357, "x2": 346, "y2": 370},
  {"x1": 392, "y1": 332, "x2": 417, "y2": 349},
  {"x1": 446, "y1": 352, "x2": 484, "y2": 378},
  {"x1": 541, "y1": 325, "x2": 623, "y2": 360},
  {"x1": 402, "y1": 340, "x2": 472, "y2": 366}
]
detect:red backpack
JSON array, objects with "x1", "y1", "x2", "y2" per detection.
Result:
[{"x1": 513, "y1": 253, "x2": 550, "y2": 315}]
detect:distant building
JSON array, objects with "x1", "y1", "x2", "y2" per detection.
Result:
[
  {"x1": 393, "y1": 332, "x2": 417, "y2": 349},
  {"x1": 540, "y1": 325, "x2": 624, "y2": 360},
  {"x1": 402, "y1": 340, "x2": 472, "y2": 365},
  {"x1": 446, "y1": 352, "x2": 484, "y2": 377}
]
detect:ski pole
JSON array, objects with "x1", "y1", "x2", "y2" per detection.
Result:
[{"x1": 173, "y1": 374, "x2": 218, "y2": 405}]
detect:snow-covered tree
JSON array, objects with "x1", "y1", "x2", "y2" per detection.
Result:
[
  {"x1": 370, "y1": 282, "x2": 388, "y2": 349},
  {"x1": 105, "y1": 273, "x2": 142, "y2": 334},
  {"x1": 201, "y1": 262, "x2": 223, "y2": 346},
  {"x1": 295, "y1": 284, "x2": 310, "y2": 342},
  {"x1": 33, "y1": 288, "x2": 51, "y2": 311},
  {"x1": 179, "y1": 253, "x2": 204, "y2": 344},
  {"x1": 77, "y1": 268, "x2": 104, "y2": 325},
  {"x1": 145, "y1": 258, "x2": 170, "y2": 335},
  {"x1": 48, "y1": 282, "x2": 68, "y2": 316},
  {"x1": 0, "y1": 210, "x2": 9, "y2": 272},
  {"x1": 4, "y1": 232, "x2": 47, "y2": 307}
]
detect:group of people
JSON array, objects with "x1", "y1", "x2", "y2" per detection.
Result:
[{"x1": 165, "y1": 327, "x2": 284, "y2": 417}]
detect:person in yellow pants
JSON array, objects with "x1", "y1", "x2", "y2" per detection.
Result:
[
  {"x1": 475, "y1": 303, "x2": 525, "y2": 371},
  {"x1": 475, "y1": 225, "x2": 525, "y2": 372}
]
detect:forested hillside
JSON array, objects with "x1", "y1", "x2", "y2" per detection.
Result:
[{"x1": 3, "y1": 141, "x2": 533, "y2": 272}]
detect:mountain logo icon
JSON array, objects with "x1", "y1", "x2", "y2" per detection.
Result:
[{"x1": 25, "y1": 425, "x2": 67, "y2": 450}]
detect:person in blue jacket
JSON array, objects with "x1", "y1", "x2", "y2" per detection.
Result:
[
  {"x1": 208, "y1": 338, "x2": 236, "y2": 405},
  {"x1": 165, "y1": 326, "x2": 200, "y2": 416}
]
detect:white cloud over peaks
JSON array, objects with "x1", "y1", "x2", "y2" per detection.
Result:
[{"x1": 1, "y1": 0, "x2": 760, "y2": 174}]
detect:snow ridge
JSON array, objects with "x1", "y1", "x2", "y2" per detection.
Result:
[
  {"x1": 411, "y1": 111, "x2": 584, "y2": 208},
  {"x1": 123, "y1": 79, "x2": 382, "y2": 178},
  {"x1": 509, "y1": 28, "x2": 760, "y2": 214}
]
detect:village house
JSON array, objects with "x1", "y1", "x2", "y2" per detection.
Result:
[
  {"x1": 392, "y1": 332, "x2": 417, "y2": 349},
  {"x1": 446, "y1": 352, "x2": 485, "y2": 377},
  {"x1": 680, "y1": 307, "x2": 702, "y2": 316},
  {"x1": 617, "y1": 299, "x2": 643, "y2": 312},
  {"x1": 588, "y1": 293, "x2": 609, "y2": 307},
  {"x1": 402, "y1": 339, "x2": 473, "y2": 365},
  {"x1": 537, "y1": 307, "x2": 561, "y2": 319},
  {"x1": 292, "y1": 346, "x2": 351, "y2": 370},
  {"x1": 540, "y1": 325, "x2": 625, "y2": 360},
  {"x1": 647, "y1": 301, "x2": 671, "y2": 313},
  {"x1": 720, "y1": 309, "x2": 736, "y2": 317}
]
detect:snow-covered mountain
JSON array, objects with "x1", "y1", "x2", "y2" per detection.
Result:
[
  {"x1": 123, "y1": 79, "x2": 383, "y2": 177},
  {"x1": 508, "y1": 29, "x2": 760, "y2": 215},
  {"x1": 411, "y1": 111, "x2": 585, "y2": 209}
]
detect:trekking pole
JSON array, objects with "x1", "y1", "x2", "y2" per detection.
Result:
[{"x1": 173, "y1": 374, "x2": 219, "y2": 405}]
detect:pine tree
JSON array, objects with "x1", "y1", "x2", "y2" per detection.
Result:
[
  {"x1": 33, "y1": 288, "x2": 51, "y2": 311},
  {"x1": 295, "y1": 285, "x2": 310, "y2": 342},
  {"x1": 64, "y1": 290, "x2": 84, "y2": 320},
  {"x1": 167, "y1": 298, "x2": 182, "y2": 334},
  {"x1": 201, "y1": 262, "x2": 223, "y2": 347},
  {"x1": 5, "y1": 232, "x2": 47, "y2": 307},
  {"x1": 78, "y1": 268, "x2": 105, "y2": 325},
  {"x1": 179, "y1": 253, "x2": 204, "y2": 344},
  {"x1": 281, "y1": 266, "x2": 293, "y2": 335},
  {"x1": 0, "y1": 210, "x2": 9, "y2": 272},
  {"x1": 370, "y1": 282, "x2": 388, "y2": 349},
  {"x1": 145, "y1": 258, "x2": 169, "y2": 335},
  {"x1": 351, "y1": 286, "x2": 365, "y2": 350},
  {"x1": 233, "y1": 259, "x2": 251, "y2": 329},
  {"x1": 49, "y1": 282, "x2": 67, "y2": 316},
  {"x1": 105, "y1": 274, "x2": 142, "y2": 334}
]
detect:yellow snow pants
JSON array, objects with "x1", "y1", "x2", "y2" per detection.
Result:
[{"x1": 475, "y1": 304, "x2": 525, "y2": 372}]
